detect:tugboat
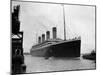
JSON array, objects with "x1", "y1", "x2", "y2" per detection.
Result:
[
  {"x1": 12, "y1": 5, "x2": 26, "y2": 74},
  {"x1": 30, "y1": 5, "x2": 81, "y2": 58},
  {"x1": 82, "y1": 50, "x2": 96, "y2": 60}
]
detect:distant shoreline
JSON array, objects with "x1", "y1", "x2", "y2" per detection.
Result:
[{"x1": 24, "y1": 53, "x2": 30, "y2": 55}]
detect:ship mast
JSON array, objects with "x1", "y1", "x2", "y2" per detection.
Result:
[
  {"x1": 36, "y1": 32, "x2": 38, "y2": 44},
  {"x1": 62, "y1": 4, "x2": 66, "y2": 40}
]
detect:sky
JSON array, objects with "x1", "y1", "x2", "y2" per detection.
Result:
[{"x1": 12, "y1": 1, "x2": 95, "y2": 54}]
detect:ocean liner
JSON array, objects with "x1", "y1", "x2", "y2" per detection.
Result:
[{"x1": 30, "y1": 5, "x2": 81, "y2": 58}]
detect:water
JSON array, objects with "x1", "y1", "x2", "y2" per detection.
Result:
[{"x1": 24, "y1": 55, "x2": 95, "y2": 73}]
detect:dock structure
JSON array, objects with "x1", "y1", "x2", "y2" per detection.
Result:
[{"x1": 12, "y1": 5, "x2": 26, "y2": 74}]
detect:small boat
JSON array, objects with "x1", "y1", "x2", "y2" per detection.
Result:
[{"x1": 82, "y1": 50, "x2": 96, "y2": 60}]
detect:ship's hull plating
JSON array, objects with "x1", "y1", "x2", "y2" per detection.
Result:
[{"x1": 30, "y1": 40, "x2": 81, "y2": 57}]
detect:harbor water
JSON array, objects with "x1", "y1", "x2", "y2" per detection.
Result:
[{"x1": 24, "y1": 55, "x2": 95, "y2": 73}]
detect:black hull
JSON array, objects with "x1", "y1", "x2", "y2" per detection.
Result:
[
  {"x1": 51, "y1": 40, "x2": 81, "y2": 57},
  {"x1": 30, "y1": 40, "x2": 81, "y2": 57}
]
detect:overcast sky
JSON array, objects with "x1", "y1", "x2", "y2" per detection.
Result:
[{"x1": 12, "y1": 1, "x2": 95, "y2": 53}]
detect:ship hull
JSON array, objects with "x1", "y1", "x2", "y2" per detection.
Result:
[
  {"x1": 30, "y1": 40, "x2": 81, "y2": 57},
  {"x1": 51, "y1": 40, "x2": 81, "y2": 57}
]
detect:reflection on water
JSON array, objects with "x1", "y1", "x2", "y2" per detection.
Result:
[{"x1": 24, "y1": 55, "x2": 95, "y2": 73}]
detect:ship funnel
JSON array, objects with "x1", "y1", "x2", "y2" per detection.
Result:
[
  {"x1": 38, "y1": 36, "x2": 41, "y2": 43},
  {"x1": 52, "y1": 27, "x2": 57, "y2": 39},
  {"x1": 46, "y1": 31, "x2": 50, "y2": 40},
  {"x1": 42, "y1": 34, "x2": 45, "y2": 42}
]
